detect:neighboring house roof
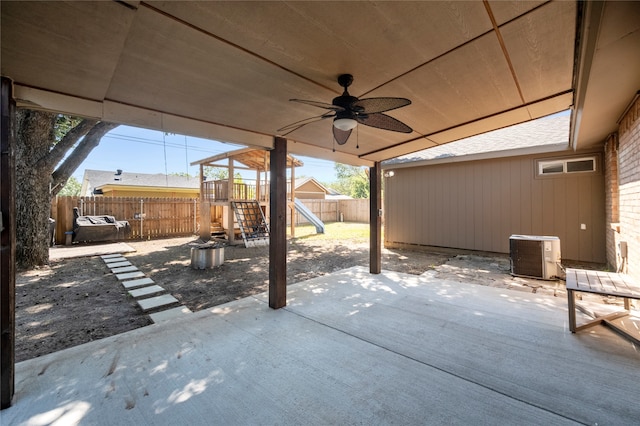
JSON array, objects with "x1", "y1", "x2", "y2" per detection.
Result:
[
  {"x1": 81, "y1": 169, "x2": 199, "y2": 196},
  {"x1": 325, "y1": 187, "x2": 353, "y2": 200},
  {"x1": 293, "y1": 178, "x2": 352, "y2": 199},
  {"x1": 294, "y1": 177, "x2": 330, "y2": 194},
  {"x1": 384, "y1": 113, "x2": 570, "y2": 168}
]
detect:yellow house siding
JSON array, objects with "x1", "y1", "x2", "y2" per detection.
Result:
[{"x1": 99, "y1": 186, "x2": 199, "y2": 198}]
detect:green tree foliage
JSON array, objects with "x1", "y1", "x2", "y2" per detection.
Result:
[
  {"x1": 58, "y1": 176, "x2": 82, "y2": 196},
  {"x1": 333, "y1": 163, "x2": 369, "y2": 199},
  {"x1": 203, "y1": 166, "x2": 243, "y2": 182},
  {"x1": 54, "y1": 115, "x2": 83, "y2": 141}
]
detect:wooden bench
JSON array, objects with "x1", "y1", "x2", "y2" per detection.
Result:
[{"x1": 566, "y1": 268, "x2": 640, "y2": 345}]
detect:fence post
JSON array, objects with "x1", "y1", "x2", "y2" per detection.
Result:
[
  {"x1": 140, "y1": 198, "x2": 144, "y2": 240},
  {"x1": 193, "y1": 198, "x2": 197, "y2": 234}
]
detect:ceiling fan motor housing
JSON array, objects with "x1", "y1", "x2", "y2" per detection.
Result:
[
  {"x1": 337, "y1": 73, "x2": 354, "y2": 89},
  {"x1": 281, "y1": 73, "x2": 412, "y2": 142},
  {"x1": 333, "y1": 95, "x2": 358, "y2": 117}
]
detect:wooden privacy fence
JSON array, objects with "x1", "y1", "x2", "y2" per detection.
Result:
[
  {"x1": 51, "y1": 196, "x2": 370, "y2": 244},
  {"x1": 52, "y1": 196, "x2": 199, "y2": 243},
  {"x1": 338, "y1": 199, "x2": 370, "y2": 223},
  {"x1": 292, "y1": 199, "x2": 370, "y2": 225}
]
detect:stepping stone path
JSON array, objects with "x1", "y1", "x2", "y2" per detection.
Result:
[
  {"x1": 101, "y1": 253, "x2": 192, "y2": 324},
  {"x1": 106, "y1": 260, "x2": 133, "y2": 268},
  {"x1": 111, "y1": 265, "x2": 139, "y2": 274}
]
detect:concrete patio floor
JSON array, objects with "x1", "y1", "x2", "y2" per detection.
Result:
[{"x1": 3, "y1": 266, "x2": 639, "y2": 425}]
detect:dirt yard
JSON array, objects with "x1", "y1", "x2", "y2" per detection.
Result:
[{"x1": 16, "y1": 223, "x2": 595, "y2": 363}]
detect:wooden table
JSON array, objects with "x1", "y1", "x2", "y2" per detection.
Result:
[{"x1": 566, "y1": 268, "x2": 640, "y2": 345}]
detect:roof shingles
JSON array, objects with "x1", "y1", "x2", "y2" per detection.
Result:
[{"x1": 385, "y1": 114, "x2": 570, "y2": 166}]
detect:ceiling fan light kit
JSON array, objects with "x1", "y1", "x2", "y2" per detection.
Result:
[
  {"x1": 278, "y1": 74, "x2": 412, "y2": 146},
  {"x1": 333, "y1": 117, "x2": 358, "y2": 131}
]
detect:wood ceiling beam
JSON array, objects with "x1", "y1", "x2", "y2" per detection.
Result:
[{"x1": 483, "y1": 0, "x2": 526, "y2": 104}]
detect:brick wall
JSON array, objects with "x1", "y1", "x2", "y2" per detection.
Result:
[
  {"x1": 611, "y1": 93, "x2": 640, "y2": 279},
  {"x1": 604, "y1": 134, "x2": 620, "y2": 270}
]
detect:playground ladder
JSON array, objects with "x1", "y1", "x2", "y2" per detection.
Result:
[{"x1": 231, "y1": 201, "x2": 270, "y2": 247}]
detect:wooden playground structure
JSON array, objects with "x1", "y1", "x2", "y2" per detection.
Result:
[{"x1": 191, "y1": 148, "x2": 305, "y2": 246}]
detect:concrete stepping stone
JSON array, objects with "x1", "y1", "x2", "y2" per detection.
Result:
[
  {"x1": 121, "y1": 277, "x2": 155, "y2": 289},
  {"x1": 107, "y1": 260, "x2": 133, "y2": 268},
  {"x1": 149, "y1": 306, "x2": 193, "y2": 323},
  {"x1": 116, "y1": 271, "x2": 146, "y2": 281},
  {"x1": 137, "y1": 294, "x2": 179, "y2": 312},
  {"x1": 112, "y1": 266, "x2": 139, "y2": 275},
  {"x1": 111, "y1": 265, "x2": 139, "y2": 274},
  {"x1": 128, "y1": 285, "x2": 165, "y2": 299},
  {"x1": 101, "y1": 254, "x2": 123, "y2": 259},
  {"x1": 103, "y1": 256, "x2": 127, "y2": 264}
]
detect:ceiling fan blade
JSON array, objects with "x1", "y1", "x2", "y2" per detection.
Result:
[
  {"x1": 333, "y1": 126, "x2": 352, "y2": 145},
  {"x1": 277, "y1": 112, "x2": 335, "y2": 134},
  {"x1": 357, "y1": 113, "x2": 413, "y2": 133},
  {"x1": 351, "y1": 97, "x2": 411, "y2": 114},
  {"x1": 290, "y1": 99, "x2": 345, "y2": 111}
]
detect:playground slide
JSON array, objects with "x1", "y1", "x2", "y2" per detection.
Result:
[{"x1": 294, "y1": 198, "x2": 325, "y2": 234}]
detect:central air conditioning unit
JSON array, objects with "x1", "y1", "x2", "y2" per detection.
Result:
[{"x1": 509, "y1": 235, "x2": 561, "y2": 280}]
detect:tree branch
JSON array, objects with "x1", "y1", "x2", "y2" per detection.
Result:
[
  {"x1": 45, "y1": 118, "x2": 98, "y2": 170},
  {"x1": 51, "y1": 121, "x2": 119, "y2": 196}
]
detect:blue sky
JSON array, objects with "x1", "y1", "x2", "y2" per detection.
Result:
[{"x1": 73, "y1": 125, "x2": 340, "y2": 184}]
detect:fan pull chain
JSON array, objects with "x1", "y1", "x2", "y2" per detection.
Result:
[{"x1": 356, "y1": 127, "x2": 359, "y2": 149}]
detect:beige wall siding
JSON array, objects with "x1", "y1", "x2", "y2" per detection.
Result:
[
  {"x1": 385, "y1": 151, "x2": 606, "y2": 263},
  {"x1": 296, "y1": 192, "x2": 325, "y2": 199},
  {"x1": 296, "y1": 181, "x2": 326, "y2": 199}
]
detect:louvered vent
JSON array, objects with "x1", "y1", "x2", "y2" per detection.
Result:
[
  {"x1": 510, "y1": 238, "x2": 543, "y2": 278},
  {"x1": 510, "y1": 235, "x2": 561, "y2": 280}
]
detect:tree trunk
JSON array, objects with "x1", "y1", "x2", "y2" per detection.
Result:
[
  {"x1": 15, "y1": 110, "x2": 56, "y2": 269},
  {"x1": 15, "y1": 109, "x2": 119, "y2": 269}
]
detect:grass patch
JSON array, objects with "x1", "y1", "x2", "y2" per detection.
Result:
[{"x1": 289, "y1": 222, "x2": 372, "y2": 243}]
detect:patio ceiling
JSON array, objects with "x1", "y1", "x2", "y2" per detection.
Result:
[{"x1": 2, "y1": 1, "x2": 639, "y2": 167}]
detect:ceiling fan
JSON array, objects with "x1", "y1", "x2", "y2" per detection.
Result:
[{"x1": 277, "y1": 74, "x2": 413, "y2": 146}]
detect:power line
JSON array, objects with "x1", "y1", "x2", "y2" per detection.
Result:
[
  {"x1": 99, "y1": 131, "x2": 338, "y2": 180},
  {"x1": 184, "y1": 135, "x2": 189, "y2": 176},
  {"x1": 104, "y1": 133, "x2": 230, "y2": 156},
  {"x1": 105, "y1": 133, "x2": 339, "y2": 168},
  {"x1": 162, "y1": 132, "x2": 169, "y2": 185}
]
